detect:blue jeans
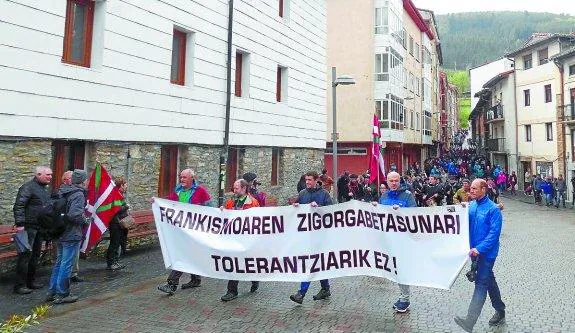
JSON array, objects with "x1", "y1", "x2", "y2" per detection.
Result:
[
  {"x1": 466, "y1": 257, "x2": 505, "y2": 327},
  {"x1": 545, "y1": 193, "x2": 554, "y2": 206},
  {"x1": 49, "y1": 241, "x2": 81, "y2": 296},
  {"x1": 299, "y1": 280, "x2": 329, "y2": 295}
]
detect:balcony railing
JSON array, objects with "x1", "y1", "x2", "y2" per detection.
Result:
[
  {"x1": 486, "y1": 104, "x2": 504, "y2": 122},
  {"x1": 486, "y1": 138, "x2": 506, "y2": 152},
  {"x1": 562, "y1": 104, "x2": 575, "y2": 124}
]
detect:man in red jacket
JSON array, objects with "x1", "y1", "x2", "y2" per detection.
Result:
[{"x1": 157, "y1": 169, "x2": 212, "y2": 295}]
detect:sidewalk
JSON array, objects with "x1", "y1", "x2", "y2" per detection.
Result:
[{"x1": 501, "y1": 191, "x2": 575, "y2": 209}]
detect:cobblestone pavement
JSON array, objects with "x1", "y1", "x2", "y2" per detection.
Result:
[{"x1": 4, "y1": 198, "x2": 575, "y2": 332}]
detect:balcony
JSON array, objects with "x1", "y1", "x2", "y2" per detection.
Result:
[
  {"x1": 562, "y1": 104, "x2": 575, "y2": 126},
  {"x1": 486, "y1": 138, "x2": 506, "y2": 152},
  {"x1": 486, "y1": 104, "x2": 504, "y2": 123}
]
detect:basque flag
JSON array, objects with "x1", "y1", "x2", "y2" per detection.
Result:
[{"x1": 81, "y1": 163, "x2": 124, "y2": 253}]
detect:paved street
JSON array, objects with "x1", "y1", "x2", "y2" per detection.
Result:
[{"x1": 3, "y1": 198, "x2": 574, "y2": 332}]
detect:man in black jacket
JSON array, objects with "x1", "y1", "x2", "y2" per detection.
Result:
[{"x1": 12, "y1": 166, "x2": 52, "y2": 294}]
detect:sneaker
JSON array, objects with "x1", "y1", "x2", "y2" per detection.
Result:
[
  {"x1": 107, "y1": 262, "x2": 125, "y2": 271},
  {"x1": 53, "y1": 295, "x2": 78, "y2": 304},
  {"x1": 250, "y1": 282, "x2": 259, "y2": 293},
  {"x1": 157, "y1": 283, "x2": 177, "y2": 295},
  {"x1": 28, "y1": 281, "x2": 45, "y2": 290},
  {"x1": 454, "y1": 316, "x2": 473, "y2": 333},
  {"x1": 181, "y1": 279, "x2": 201, "y2": 289},
  {"x1": 312, "y1": 288, "x2": 331, "y2": 301},
  {"x1": 70, "y1": 276, "x2": 84, "y2": 283},
  {"x1": 221, "y1": 291, "x2": 238, "y2": 302},
  {"x1": 488, "y1": 310, "x2": 505, "y2": 326},
  {"x1": 14, "y1": 286, "x2": 33, "y2": 295},
  {"x1": 290, "y1": 291, "x2": 304, "y2": 304},
  {"x1": 394, "y1": 300, "x2": 410, "y2": 313},
  {"x1": 45, "y1": 293, "x2": 55, "y2": 302}
]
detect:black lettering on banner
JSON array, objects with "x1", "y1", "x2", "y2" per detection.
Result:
[
  {"x1": 159, "y1": 207, "x2": 167, "y2": 222},
  {"x1": 418, "y1": 215, "x2": 431, "y2": 233},
  {"x1": 164, "y1": 208, "x2": 175, "y2": 224},
  {"x1": 256, "y1": 257, "x2": 269, "y2": 273},
  {"x1": 310, "y1": 254, "x2": 320, "y2": 273},
  {"x1": 284, "y1": 256, "x2": 297, "y2": 273},
  {"x1": 173, "y1": 210, "x2": 183, "y2": 227},
  {"x1": 312, "y1": 212, "x2": 321, "y2": 230},
  {"x1": 365, "y1": 211, "x2": 373, "y2": 228},
  {"x1": 433, "y1": 215, "x2": 445, "y2": 233},
  {"x1": 396, "y1": 215, "x2": 407, "y2": 232},
  {"x1": 245, "y1": 257, "x2": 255, "y2": 273},
  {"x1": 356, "y1": 210, "x2": 366, "y2": 227},
  {"x1": 242, "y1": 217, "x2": 251, "y2": 234},
  {"x1": 456, "y1": 215, "x2": 460, "y2": 234},
  {"x1": 339, "y1": 250, "x2": 352, "y2": 268},
  {"x1": 444, "y1": 215, "x2": 456, "y2": 234},
  {"x1": 211, "y1": 217, "x2": 221, "y2": 233},
  {"x1": 323, "y1": 212, "x2": 333, "y2": 228},
  {"x1": 222, "y1": 257, "x2": 233, "y2": 272},
  {"x1": 262, "y1": 216, "x2": 271, "y2": 234},
  {"x1": 345, "y1": 209, "x2": 355, "y2": 227},
  {"x1": 272, "y1": 216, "x2": 284, "y2": 233},
  {"x1": 359, "y1": 250, "x2": 371, "y2": 267},
  {"x1": 270, "y1": 257, "x2": 283, "y2": 273},
  {"x1": 377, "y1": 213, "x2": 386, "y2": 230},
  {"x1": 196, "y1": 214, "x2": 208, "y2": 232},
  {"x1": 334, "y1": 210, "x2": 344, "y2": 228},
  {"x1": 252, "y1": 216, "x2": 261, "y2": 234},
  {"x1": 326, "y1": 251, "x2": 339, "y2": 270},
  {"x1": 297, "y1": 213, "x2": 307, "y2": 231},
  {"x1": 380, "y1": 252, "x2": 391, "y2": 272},
  {"x1": 232, "y1": 217, "x2": 242, "y2": 234},
  {"x1": 298, "y1": 255, "x2": 309, "y2": 272},
  {"x1": 211, "y1": 255, "x2": 221, "y2": 271},
  {"x1": 234, "y1": 257, "x2": 245, "y2": 273},
  {"x1": 386, "y1": 214, "x2": 397, "y2": 232}
]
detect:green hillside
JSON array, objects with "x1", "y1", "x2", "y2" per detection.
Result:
[
  {"x1": 446, "y1": 70, "x2": 471, "y2": 128},
  {"x1": 437, "y1": 11, "x2": 575, "y2": 70}
]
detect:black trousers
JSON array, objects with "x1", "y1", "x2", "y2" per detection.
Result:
[
  {"x1": 15, "y1": 228, "x2": 43, "y2": 289},
  {"x1": 227, "y1": 280, "x2": 258, "y2": 294},
  {"x1": 119, "y1": 227, "x2": 128, "y2": 254},
  {"x1": 106, "y1": 222, "x2": 122, "y2": 266},
  {"x1": 167, "y1": 270, "x2": 201, "y2": 285}
]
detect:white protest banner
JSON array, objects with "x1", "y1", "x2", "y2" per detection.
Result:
[{"x1": 152, "y1": 198, "x2": 469, "y2": 290}]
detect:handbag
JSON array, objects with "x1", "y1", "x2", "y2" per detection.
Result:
[{"x1": 119, "y1": 214, "x2": 136, "y2": 230}]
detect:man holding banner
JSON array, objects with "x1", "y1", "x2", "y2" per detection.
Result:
[
  {"x1": 289, "y1": 171, "x2": 333, "y2": 304},
  {"x1": 454, "y1": 179, "x2": 506, "y2": 332},
  {"x1": 157, "y1": 169, "x2": 212, "y2": 295},
  {"x1": 374, "y1": 171, "x2": 417, "y2": 313},
  {"x1": 220, "y1": 179, "x2": 261, "y2": 302}
]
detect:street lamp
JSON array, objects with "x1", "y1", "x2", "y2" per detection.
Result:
[{"x1": 332, "y1": 67, "x2": 355, "y2": 202}]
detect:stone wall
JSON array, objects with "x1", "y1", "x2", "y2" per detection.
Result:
[
  {"x1": 0, "y1": 139, "x2": 325, "y2": 225},
  {"x1": 0, "y1": 140, "x2": 52, "y2": 225}
]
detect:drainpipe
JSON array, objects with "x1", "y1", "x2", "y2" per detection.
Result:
[
  {"x1": 554, "y1": 59, "x2": 566, "y2": 179},
  {"x1": 218, "y1": 0, "x2": 234, "y2": 206},
  {"x1": 512, "y1": 71, "x2": 519, "y2": 180}
]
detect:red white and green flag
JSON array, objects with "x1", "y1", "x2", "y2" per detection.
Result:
[
  {"x1": 369, "y1": 115, "x2": 386, "y2": 184},
  {"x1": 81, "y1": 163, "x2": 124, "y2": 253}
]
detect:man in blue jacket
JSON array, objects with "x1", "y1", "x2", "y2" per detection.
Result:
[
  {"x1": 540, "y1": 176, "x2": 554, "y2": 207},
  {"x1": 289, "y1": 171, "x2": 332, "y2": 304},
  {"x1": 454, "y1": 179, "x2": 506, "y2": 332},
  {"x1": 374, "y1": 171, "x2": 416, "y2": 313}
]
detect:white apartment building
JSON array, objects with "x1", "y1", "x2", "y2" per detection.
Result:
[{"x1": 0, "y1": 0, "x2": 327, "y2": 219}]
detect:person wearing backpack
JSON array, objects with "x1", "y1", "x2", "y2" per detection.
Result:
[
  {"x1": 46, "y1": 169, "x2": 89, "y2": 304},
  {"x1": 12, "y1": 166, "x2": 53, "y2": 295}
]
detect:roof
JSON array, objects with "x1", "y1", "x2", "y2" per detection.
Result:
[
  {"x1": 482, "y1": 70, "x2": 515, "y2": 89},
  {"x1": 551, "y1": 45, "x2": 575, "y2": 62},
  {"x1": 403, "y1": 0, "x2": 434, "y2": 40},
  {"x1": 505, "y1": 33, "x2": 575, "y2": 58}
]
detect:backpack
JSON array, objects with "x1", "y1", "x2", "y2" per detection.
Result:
[{"x1": 38, "y1": 189, "x2": 81, "y2": 240}]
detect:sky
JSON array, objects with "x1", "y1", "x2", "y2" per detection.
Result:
[{"x1": 412, "y1": 0, "x2": 575, "y2": 15}]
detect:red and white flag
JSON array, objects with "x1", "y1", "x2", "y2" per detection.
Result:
[
  {"x1": 81, "y1": 163, "x2": 124, "y2": 253},
  {"x1": 369, "y1": 115, "x2": 386, "y2": 184}
]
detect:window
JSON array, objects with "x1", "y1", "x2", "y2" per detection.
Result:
[
  {"x1": 544, "y1": 84, "x2": 552, "y2": 103},
  {"x1": 279, "y1": 0, "x2": 289, "y2": 19},
  {"x1": 416, "y1": 112, "x2": 420, "y2": 131},
  {"x1": 571, "y1": 129, "x2": 575, "y2": 162},
  {"x1": 276, "y1": 66, "x2": 288, "y2": 102},
  {"x1": 569, "y1": 64, "x2": 575, "y2": 76},
  {"x1": 158, "y1": 145, "x2": 179, "y2": 197},
  {"x1": 415, "y1": 43, "x2": 420, "y2": 61},
  {"x1": 409, "y1": 36, "x2": 414, "y2": 55},
  {"x1": 51, "y1": 141, "x2": 85, "y2": 190},
  {"x1": 401, "y1": 29, "x2": 407, "y2": 49},
  {"x1": 271, "y1": 148, "x2": 283, "y2": 186},
  {"x1": 524, "y1": 89, "x2": 530, "y2": 106},
  {"x1": 410, "y1": 110, "x2": 414, "y2": 129},
  {"x1": 374, "y1": 5, "x2": 389, "y2": 34},
  {"x1": 423, "y1": 111, "x2": 432, "y2": 136},
  {"x1": 523, "y1": 54, "x2": 532, "y2": 70},
  {"x1": 374, "y1": 53, "x2": 389, "y2": 81},
  {"x1": 375, "y1": 95, "x2": 404, "y2": 130},
  {"x1": 546, "y1": 123, "x2": 553, "y2": 141},
  {"x1": 170, "y1": 29, "x2": 187, "y2": 85},
  {"x1": 279, "y1": 0, "x2": 284, "y2": 17},
  {"x1": 538, "y1": 48, "x2": 548, "y2": 65},
  {"x1": 525, "y1": 125, "x2": 532, "y2": 142},
  {"x1": 62, "y1": 0, "x2": 95, "y2": 67},
  {"x1": 235, "y1": 51, "x2": 250, "y2": 97},
  {"x1": 416, "y1": 77, "x2": 420, "y2": 96}
]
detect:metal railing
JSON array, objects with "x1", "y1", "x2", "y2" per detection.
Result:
[
  {"x1": 486, "y1": 104, "x2": 504, "y2": 121},
  {"x1": 486, "y1": 138, "x2": 506, "y2": 152},
  {"x1": 562, "y1": 104, "x2": 575, "y2": 122}
]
